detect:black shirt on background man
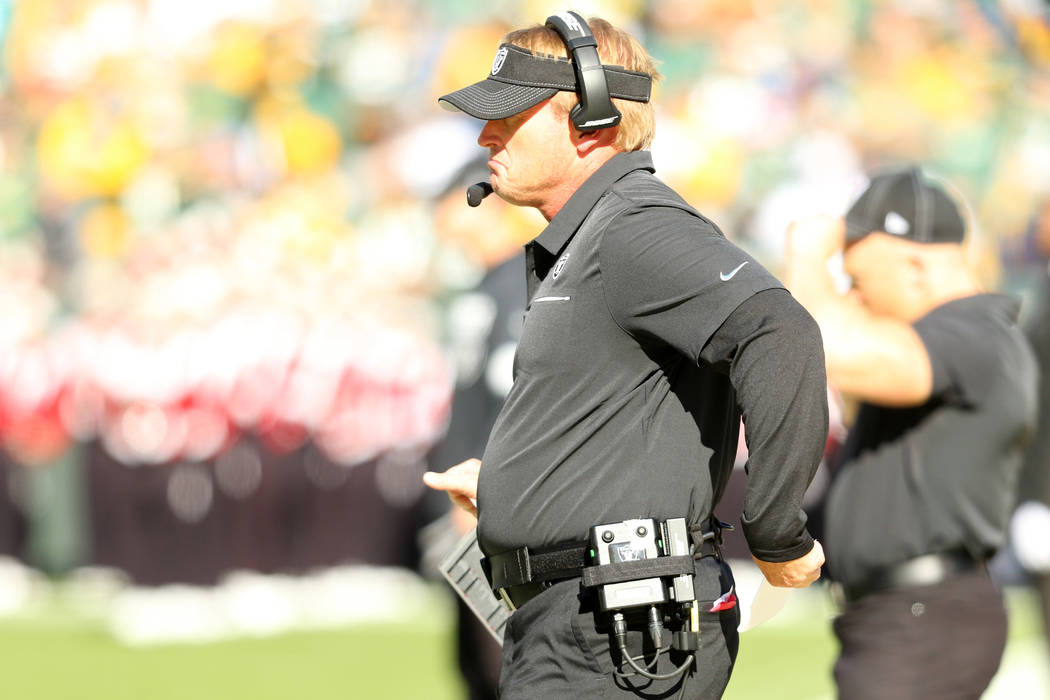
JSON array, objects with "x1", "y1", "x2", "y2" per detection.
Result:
[
  {"x1": 826, "y1": 294, "x2": 1036, "y2": 589},
  {"x1": 786, "y1": 166, "x2": 1038, "y2": 700}
]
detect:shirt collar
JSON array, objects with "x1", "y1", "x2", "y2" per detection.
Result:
[{"x1": 532, "y1": 150, "x2": 655, "y2": 256}]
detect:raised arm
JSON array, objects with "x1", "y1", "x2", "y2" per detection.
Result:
[{"x1": 784, "y1": 215, "x2": 933, "y2": 407}]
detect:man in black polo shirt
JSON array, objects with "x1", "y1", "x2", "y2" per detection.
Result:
[
  {"x1": 785, "y1": 167, "x2": 1039, "y2": 699},
  {"x1": 424, "y1": 14, "x2": 828, "y2": 699}
]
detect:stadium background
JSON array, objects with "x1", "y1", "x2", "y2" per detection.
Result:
[{"x1": 0, "y1": 0, "x2": 1048, "y2": 697}]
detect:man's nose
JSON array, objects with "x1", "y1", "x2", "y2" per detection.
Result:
[{"x1": 478, "y1": 120, "x2": 501, "y2": 148}]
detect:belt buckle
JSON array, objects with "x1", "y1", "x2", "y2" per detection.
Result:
[{"x1": 714, "y1": 520, "x2": 734, "y2": 546}]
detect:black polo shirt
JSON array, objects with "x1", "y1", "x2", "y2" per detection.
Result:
[
  {"x1": 476, "y1": 151, "x2": 827, "y2": 563},
  {"x1": 825, "y1": 294, "x2": 1038, "y2": 588}
]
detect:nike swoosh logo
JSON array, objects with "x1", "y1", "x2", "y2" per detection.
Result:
[
  {"x1": 533, "y1": 296, "x2": 571, "y2": 303},
  {"x1": 719, "y1": 261, "x2": 748, "y2": 281}
]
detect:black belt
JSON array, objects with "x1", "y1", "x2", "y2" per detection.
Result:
[
  {"x1": 840, "y1": 549, "x2": 985, "y2": 604},
  {"x1": 483, "y1": 517, "x2": 729, "y2": 610}
]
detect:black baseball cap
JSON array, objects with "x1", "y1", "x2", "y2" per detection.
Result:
[
  {"x1": 438, "y1": 43, "x2": 651, "y2": 121},
  {"x1": 845, "y1": 167, "x2": 966, "y2": 244}
]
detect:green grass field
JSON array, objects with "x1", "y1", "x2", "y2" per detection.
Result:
[
  {"x1": 0, "y1": 571, "x2": 1045, "y2": 700},
  {"x1": 0, "y1": 617, "x2": 464, "y2": 700}
]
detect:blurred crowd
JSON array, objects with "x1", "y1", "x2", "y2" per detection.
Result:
[{"x1": 0, "y1": 0, "x2": 1048, "y2": 586}]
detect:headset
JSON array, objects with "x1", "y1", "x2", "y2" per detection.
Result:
[
  {"x1": 544, "y1": 11, "x2": 621, "y2": 131},
  {"x1": 467, "y1": 10, "x2": 622, "y2": 207}
]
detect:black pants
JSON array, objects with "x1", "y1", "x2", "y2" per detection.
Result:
[
  {"x1": 833, "y1": 568, "x2": 1007, "y2": 700},
  {"x1": 497, "y1": 556, "x2": 739, "y2": 700},
  {"x1": 458, "y1": 597, "x2": 502, "y2": 700}
]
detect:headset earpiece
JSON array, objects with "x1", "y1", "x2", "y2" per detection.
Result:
[{"x1": 544, "y1": 11, "x2": 621, "y2": 132}]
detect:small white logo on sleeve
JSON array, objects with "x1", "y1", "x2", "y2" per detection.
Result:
[
  {"x1": 719, "y1": 261, "x2": 748, "y2": 281},
  {"x1": 552, "y1": 253, "x2": 570, "y2": 279},
  {"x1": 491, "y1": 47, "x2": 508, "y2": 75},
  {"x1": 884, "y1": 211, "x2": 910, "y2": 236}
]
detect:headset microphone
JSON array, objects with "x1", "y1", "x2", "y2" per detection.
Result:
[{"x1": 466, "y1": 181, "x2": 494, "y2": 207}]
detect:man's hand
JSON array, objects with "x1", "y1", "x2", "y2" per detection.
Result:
[
  {"x1": 752, "y1": 540, "x2": 825, "y2": 588},
  {"x1": 422, "y1": 458, "x2": 481, "y2": 518}
]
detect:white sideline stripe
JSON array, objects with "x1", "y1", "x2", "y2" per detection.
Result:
[{"x1": 106, "y1": 566, "x2": 450, "y2": 646}]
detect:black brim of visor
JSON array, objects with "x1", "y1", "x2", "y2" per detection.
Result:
[
  {"x1": 439, "y1": 43, "x2": 651, "y2": 121},
  {"x1": 439, "y1": 80, "x2": 559, "y2": 121}
]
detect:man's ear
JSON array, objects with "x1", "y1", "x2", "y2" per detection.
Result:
[
  {"x1": 574, "y1": 126, "x2": 617, "y2": 155},
  {"x1": 906, "y1": 252, "x2": 930, "y2": 293}
]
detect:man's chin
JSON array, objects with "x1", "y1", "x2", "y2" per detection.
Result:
[
  {"x1": 489, "y1": 180, "x2": 539, "y2": 209},
  {"x1": 493, "y1": 188, "x2": 528, "y2": 207},
  {"x1": 490, "y1": 182, "x2": 512, "y2": 201}
]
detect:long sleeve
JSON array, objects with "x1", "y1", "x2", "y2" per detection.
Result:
[{"x1": 700, "y1": 288, "x2": 828, "y2": 562}]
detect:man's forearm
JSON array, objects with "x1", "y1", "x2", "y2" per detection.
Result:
[
  {"x1": 735, "y1": 310, "x2": 827, "y2": 561},
  {"x1": 701, "y1": 290, "x2": 829, "y2": 560}
]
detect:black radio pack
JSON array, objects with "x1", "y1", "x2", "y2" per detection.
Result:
[
  {"x1": 588, "y1": 517, "x2": 694, "y2": 610},
  {"x1": 583, "y1": 517, "x2": 707, "y2": 688}
]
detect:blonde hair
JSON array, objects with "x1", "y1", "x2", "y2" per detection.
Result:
[{"x1": 502, "y1": 18, "x2": 661, "y2": 152}]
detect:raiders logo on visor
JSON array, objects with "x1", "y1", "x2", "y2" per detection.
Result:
[{"x1": 491, "y1": 47, "x2": 508, "y2": 75}]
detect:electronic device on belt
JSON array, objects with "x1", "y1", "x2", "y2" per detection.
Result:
[
  {"x1": 589, "y1": 518, "x2": 680, "y2": 609},
  {"x1": 460, "y1": 512, "x2": 733, "y2": 689},
  {"x1": 586, "y1": 517, "x2": 703, "y2": 686}
]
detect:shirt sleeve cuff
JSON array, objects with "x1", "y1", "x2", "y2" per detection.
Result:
[{"x1": 748, "y1": 531, "x2": 816, "y2": 564}]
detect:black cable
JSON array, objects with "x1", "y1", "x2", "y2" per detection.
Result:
[
  {"x1": 619, "y1": 646, "x2": 695, "y2": 681},
  {"x1": 674, "y1": 670, "x2": 691, "y2": 700},
  {"x1": 612, "y1": 612, "x2": 695, "y2": 682},
  {"x1": 612, "y1": 645, "x2": 671, "y2": 679}
]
